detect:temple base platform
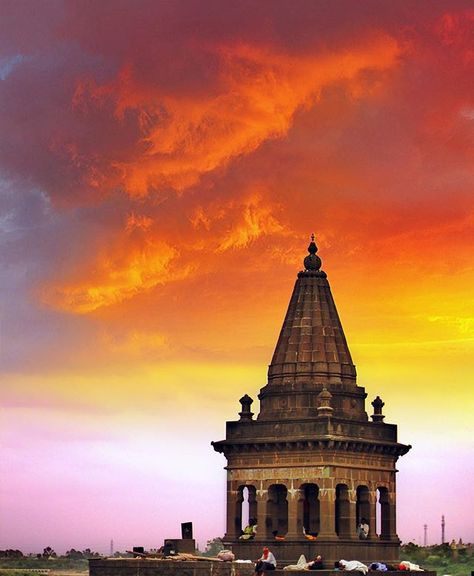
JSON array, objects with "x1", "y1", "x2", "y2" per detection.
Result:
[
  {"x1": 224, "y1": 537, "x2": 402, "y2": 567},
  {"x1": 89, "y1": 559, "x2": 436, "y2": 576}
]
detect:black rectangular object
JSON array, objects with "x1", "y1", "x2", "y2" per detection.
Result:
[{"x1": 181, "y1": 522, "x2": 193, "y2": 539}]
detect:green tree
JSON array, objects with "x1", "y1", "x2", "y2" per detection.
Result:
[
  {"x1": 42, "y1": 547, "x2": 56, "y2": 559},
  {"x1": 66, "y1": 549, "x2": 84, "y2": 559},
  {"x1": 202, "y1": 538, "x2": 224, "y2": 557}
]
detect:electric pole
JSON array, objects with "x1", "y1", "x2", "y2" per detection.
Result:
[
  {"x1": 441, "y1": 515, "x2": 445, "y2": 544},
  {"x1": 424, "y1": 524, "x2": 428, "y2": 547}
]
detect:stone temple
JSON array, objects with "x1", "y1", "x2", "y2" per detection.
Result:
[{"x1": 212, "y1": 236, "x2": 411, "y2": 566}]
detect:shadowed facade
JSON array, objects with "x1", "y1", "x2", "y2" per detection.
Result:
[{"x1": 212, "y1": 237, "x2": 411, "y2": 565}]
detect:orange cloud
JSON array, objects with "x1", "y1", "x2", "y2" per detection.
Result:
[
  {"x1": 125, "y1": 213, "x2": 153, "y2": 232},
  {"x1": 71, "y1": 34, "x2": 401, "y2": 197},
  {"x1": 43, "y1": 237, "x2": 188, "y2": 314},
  {"x1": 434, "y1": 9, "x2": 474, "y2": 55},
  {"x1": 101, "y1": 329, "x2": 170, "y2": 356},
  {"x1": 42, "y1": 188, "x2": 291, "y2": 313},
  {"x1": 217, "y1": 193, "x2": 287, "y2": 251}
]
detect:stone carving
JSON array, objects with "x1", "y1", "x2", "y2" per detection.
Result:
[
  {"x1": 371, "y1": 395, "x2": 386, "y2": 422},
  {"x1": 239, "y1": 394, "x2": 254, "y2": 421}
]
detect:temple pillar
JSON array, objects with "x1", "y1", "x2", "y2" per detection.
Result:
[
  {"x1": 318, "y1": 487, "x2": 337, "y2": 539},
  {"x1": 255, "y1": 488, "x2": 268, "y2": 541},
  {"x1": 249, "y1": 486, "x2": 257, "y2": 524},
  {"x1": 348, "y1": 487, "x2": 357, "y2": 538},
  {"x1": 368, "y1": 490, "x2": 378, "y2": 541},
  {"x1": 286, "y1": 485, "x2": 303, "y2": 540},
  {"x1": 225, "y1": 485, "x2": 242, "y2": 540},
  {"x1": 335, "y1": 484, "x2": 354, "y2": 539},
  {"x1": 387, "y1": 490, "x2": 398, "y2": 541}
]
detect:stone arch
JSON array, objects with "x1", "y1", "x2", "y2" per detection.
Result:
[
  {"x1": 240, "y1": 485, "x2": 257, "y2": 531},
  {"x1": 236, "y1": 485, "x2": 257, "y2": 534},
  {"x1": 267, "y1": 484, "x2": 288, "y2": 537},
  {"x1": 335, "y1": 483, "x2": 351, "y2": 537},
  {"x1": 300, "y1": 483, "x2": 320, "y2": 536},
  {"x1": 356, "y1": 485, "x2": 370, "y2": 530}
]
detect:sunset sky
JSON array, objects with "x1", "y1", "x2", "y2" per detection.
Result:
[{"x1": 1, "y1": 0, "x2": 473, "y2": 554}]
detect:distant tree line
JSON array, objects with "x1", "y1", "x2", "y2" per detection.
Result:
[
  {"x1": 0, "y1": 550, "x2": 24, "y2": 558},
  {"x1": 0, "y1": 547, "x2": 101, "y2": 559},
  {"x1": 65, "y1": 548, "x2": 101, "y2": 559}
]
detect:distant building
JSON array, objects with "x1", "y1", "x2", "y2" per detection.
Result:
[{"x1": 212, "y1": 236, "x2": 411, "y2": 565}]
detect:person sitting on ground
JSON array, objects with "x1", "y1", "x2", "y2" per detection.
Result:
[
  {"x1": 338, "y1": 559, "x2": 368, "y2": 574},
  {"x1": 307, "y1": 555, "x2": 324, "y2": 570},
  {"x1": 356, "y1": 519, "x2": 369, "y2": 540},
  {"x1": 272, "y1": 530, "x2": 285, "y2": 541},
  {"x1": 255, "y1": 547, "x2": 277, "y2": 574},
  {"x1": 240, "y1": 518, "x2": 257, "y2": 540},
  {"x1": 369, "y1": 562, "x2": 387, "y2": 571}
]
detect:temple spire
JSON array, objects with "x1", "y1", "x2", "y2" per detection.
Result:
[{"x1": 257, "y1": 234, "x2": 366, "y2": 421}]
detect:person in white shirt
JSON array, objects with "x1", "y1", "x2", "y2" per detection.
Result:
[
  {"x1": 255, "y1": 547, "x2": 277, "y2": 574},
  {"x1": 338, "y1": 559, "x2": 368, "y2": 574},
  {"x1": 356, "y1": 519, "x2": 369, "y2": 540}
]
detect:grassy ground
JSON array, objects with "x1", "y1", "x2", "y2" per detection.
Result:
[
  {"x1": 0, "y1": 558, "x2": 88, "y2": 576},
  {"x1": 401, "y1": 544, "x2": 473, "y2": 575}
]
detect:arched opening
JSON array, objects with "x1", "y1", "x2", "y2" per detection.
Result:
[
  {"x1": 233, "y1": 486, "x2": 244, "y2": 537},
  {"x1": 267, "y1": 484, "x2": 288, "y2": 537},
  {"x1": 335, "y1": 484, "x2": 350, "y2": 537},
  {"x1": 238, "y1": 485, "x2": 257, "y2": 536},
  {"x1": 301, "y1": 483, "x2": 320, "y2": 536},
  {"x1": 241, "y1": 487, "x2": 250, "y2": 530},
  {"x1": 356, "y1": 486, "x2": 370, "y2": 537},
  {"x1": 377, "y1": 487, "x2": 390, "y2": 539}
]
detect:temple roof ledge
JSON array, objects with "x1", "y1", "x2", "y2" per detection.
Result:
[{"x1": 297, "y1": 270, "x2": 328, "y2": 278}]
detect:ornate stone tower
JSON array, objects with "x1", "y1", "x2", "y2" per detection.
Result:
[{"x1": 212, "y1": 236, "x2": 411, "y2": 565}]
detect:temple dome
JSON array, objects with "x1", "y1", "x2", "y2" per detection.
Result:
[{"x1": 257, "y1": 235, "x2": 367, "y2": 421}]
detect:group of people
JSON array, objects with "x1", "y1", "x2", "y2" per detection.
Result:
[
  {"x1": 242, "y1": 519, "x2": 369, "y2": 543},
  {"x1": 240, "y1": 521, "x2": 318, "y2": 542},
  {"x1": 252, "y1": 549, "x2": 424, "y2": 574},
  {"x1": 242, "y1": 518, "x2": 424, "y2": 574}
]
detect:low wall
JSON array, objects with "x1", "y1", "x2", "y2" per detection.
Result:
[
  {"x1": 89, "y1": 559, "x2": 255, "y2": 576},
  {"x1": 225, "y1": 538, "x2": 401, "y2": 566},
  {"x1": 89, "y1": 559, "x2": 436, "y2": 576}
]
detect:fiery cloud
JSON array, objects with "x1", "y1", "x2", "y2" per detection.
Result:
[
  {"x1": 216, "y1": 193, "x2": 287, "y2": 251},
  {"x1": 69, "y1": 35, "x2": 401, "y2": 197},
  {"x1": 43, "y1": 190, "x2": 288, "y2": 312},
  {"x1": 43, "y1": 237, "x2": 185, "y2": 314}
]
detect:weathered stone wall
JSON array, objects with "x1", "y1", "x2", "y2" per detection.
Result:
[
  {"x1": 226, "y1": 538, "x2": 401, "y2": 565},
  {"x1": 89, "y1": 559, "x2": 255, "y2": 576},
  {"x1": 225, "y1": 418, "x2": 398, "y2": 443}
]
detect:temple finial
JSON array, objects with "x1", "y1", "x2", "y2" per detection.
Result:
[{"x1": 304, "y1": 233, "x2": 322, "y2": 270}]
